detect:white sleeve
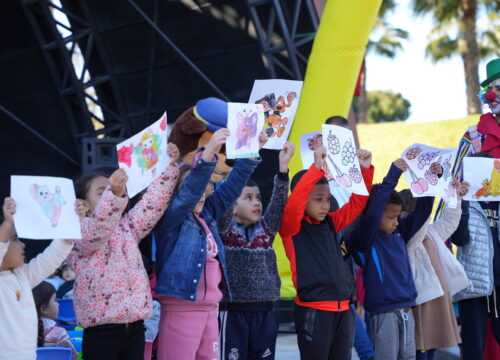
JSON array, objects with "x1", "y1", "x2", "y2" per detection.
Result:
[
  {"x1": 20, "y1": 239, "x2": 74, "y2": 288},
  {"x1": 428, "y1": 200, "x2": 462, "y2": 241},
  {"x1": 0, "y1": 241, "x2": 8, "y2": 266}
]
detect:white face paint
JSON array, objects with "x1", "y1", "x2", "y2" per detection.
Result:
[{"x1": 488, "y1": 79, "x2": 500, "y2": 115}]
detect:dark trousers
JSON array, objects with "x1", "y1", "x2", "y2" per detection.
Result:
[
  {"x1": 82, "y1": 320, "x2": 145, "y2": 360},
  {"x1": 294, "y1": 304, "x2": 355, "y2": 360},
  {"x1": 458, "y1": 287, "x2": 500, "y2": 360},
  {"x1": 219, "y1": 308, "x2": 279, "y2": 360}
]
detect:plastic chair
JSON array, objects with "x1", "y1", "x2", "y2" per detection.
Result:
[
  {"x1": 67, "y1": 330, "x2": 83, "y2": 339},
  {"x1": 36, "y1": 347, "x2": 72, "y2": 360},
  {"x1": 57, "y1": 298, "x2": 76, "y2": 330},
  {"x1": 144, "y1": 340, "x2": 153, "y2": 360}
]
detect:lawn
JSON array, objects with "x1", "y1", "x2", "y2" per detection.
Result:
[{"x1": 357, "y1": 115, "x2": 479, "y2": 187}]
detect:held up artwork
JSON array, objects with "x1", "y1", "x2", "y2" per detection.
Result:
[
  {"x1": 248, "y1": 79, "x2": 303, "y2": 150},
  {"x1": 322, "y1": 125, "x2": 368, "y2": 196},
  {"x1": 401, "y1": 143, "x2": 457, "y2": 208},
  {"x1": 225, "y1": 103, "x2": 265, "y2": 159},
  {"x1": 463, "y1": 157, "x2": 500, "y2": 201},
  {"x1": 11, "y1": 176, "x2": 82, "y2": 240},
  {"x1": 116, "y1": 112, "x2": 170, "y2": 198}
]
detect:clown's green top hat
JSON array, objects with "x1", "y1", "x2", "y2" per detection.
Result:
[{"x1": 481, "y1": 58, "x2": 500, "y2": 87}]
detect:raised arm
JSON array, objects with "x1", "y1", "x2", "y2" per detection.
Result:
[
  {"x1": 0, "y1": 198, "x2": 16, "y2": 265},
  {"x1": 125, "y1": 152, "x2": 180, "y2": 242},
  {"x1": 263, "y1": 141, "x2": 293, "y2": 236},
  {"x1": 451, "y1": 200, "x2": 471, "y2": 246}
]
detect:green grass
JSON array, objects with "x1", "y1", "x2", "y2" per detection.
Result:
[{"x1": 357, "y1": 115, "x2": 479, "y2": 188}]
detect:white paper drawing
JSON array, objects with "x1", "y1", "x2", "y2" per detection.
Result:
[
  {"x1": 248, "y1": 79, "x2": 303, "y2": 150},
  {"x1": 300, "y1": 131, "x2": 322, "y2": 169},
  {"x1": 401, "y1": 143, "x2": 457, "y2": 208},
  {"x1": 226, "y1": 103, "x2": 265, "y2": 159},
  {"x1": 463, "y1": 157, "x2": 500, "y2": 201},
  {"x1": 116, "y1": 112, "x2": 170, "y2": 198},
  {"x1": 11, "y1": 176, "x2": 82, "y2": 240},
  {"x1": 322, "y1": 125, "x2": 368, "y2": 196}
]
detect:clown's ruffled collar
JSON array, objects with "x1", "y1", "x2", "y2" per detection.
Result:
[{"x1": 478, "y1": 112, "x2": 500, "y2": 158}]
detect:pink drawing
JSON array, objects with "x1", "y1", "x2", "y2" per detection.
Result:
[
  {"x1": 349, "y1": 165, "x2": 363, "y2": 184},
  {"x1": 30, "y1": 184, "x2": 66, "y2": 227},
  {"x1": 328, "y1": 155, "x2": 352, "y2": 188},
  {"x1": 408, "y1": 168, "x2": 428, "y2": 194},
  {"x1": 160, "y1": 115, "x2": 167, "y2": 131},
  {"x1": 117, "y1": 144, "x2": 134, "y2": 167},
  {"x1": 424, "y1": 169, "x2": 439, "y2": 185},
  {"x1": 236, "y1": 110, "x2": 258, "y2": 150}
]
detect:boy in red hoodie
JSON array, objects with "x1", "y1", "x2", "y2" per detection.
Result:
[{"x1": 280, "y1": 145, "x2": 374, "y2": 360}]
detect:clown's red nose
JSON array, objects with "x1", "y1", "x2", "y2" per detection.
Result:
[{"x1": 485, "y1": 91, "x2": 497, "y2": 102}]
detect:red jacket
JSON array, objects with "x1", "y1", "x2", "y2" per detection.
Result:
[{"x1": 280, "y1": 164, "x2": 374, "y2": 311}]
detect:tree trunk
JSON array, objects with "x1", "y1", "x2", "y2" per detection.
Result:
[
  {"x1": 357, "y1": 62, "x2": 369, "y2": 123},
  {"x1": 460, "y1": 0, "x2": 482, "y2": 114}
]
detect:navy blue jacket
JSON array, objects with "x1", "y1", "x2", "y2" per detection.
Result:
[
  {"x1": 348, "y1": 164, "x2": 433, "y2": 315},
  {"x1": 154, "y1": 156, "x2": 260, "y2": 301}
]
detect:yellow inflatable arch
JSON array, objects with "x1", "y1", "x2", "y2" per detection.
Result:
[{"x1": 275, "y1": 0, "x2": 383, "y2": 298}]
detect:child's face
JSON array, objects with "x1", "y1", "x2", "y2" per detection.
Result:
[
  {"x1": 41, "y1": 293, "x2": 59, "y2": 320},
  {"x1": 234, "y1": 186, "x2": 262, "y2": 226},
  {"x1": 380, "y1": 203, "x2": 402, "y2": 234},
  {"x1": 0, "y1": 234, "x2": 25, "y2": 271},
  {"x1": 305, "y1": 184, "x2": 331, "y2": 222},
  {"x1": 61, "y1": 266, "x2": 75, "y2": 281},
  {"x1": 85, "y1": 176, "x2": 110, "y2": 213}
]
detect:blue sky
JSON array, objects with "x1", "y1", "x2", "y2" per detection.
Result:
[{"x1": 366, "y1": 1, "x2": 492, "y2": 123}]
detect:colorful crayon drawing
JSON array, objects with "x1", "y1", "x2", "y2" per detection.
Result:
[
  {"x1": 473, "y1": 160, "x2": 500, "y2": 198},
  {"x1": 134, "y1": 129, "x2": 162, "y2": 176},
  {"x1": 255, "y1": 92, "x2": 297, "y2": 138},
  {"x1": 236, "y1": 110, "x2": 258, "y2": 150},
  {"x1": 29, "y1": 184, "x2": 66, "y2": 227}
]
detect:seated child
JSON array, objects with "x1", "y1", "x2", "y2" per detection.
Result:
[
  {"x1": 218, "y1": 141, "x2": 294, "y2": 360},
  {"x1": 0, "y1": 197, "x2": 74, "y2": 360},
  {"x1": 154, "y1": 129, "x2": 263, "y2": 360},
  {"x1": 69, "y1": 143, "x2": 179, "y2": 360},
  {"x1": 280, "y1": 144, "x2": 374, "y2": 360},
  {"x1": 56, "y1": 262, "x2": 75, "y2": 299},
  {"x1": 32, "y1": 281, "x2": 78, "y2": 360},
  {"x1": 348, "y1": 158, "x2": 434, "y2": 360}
]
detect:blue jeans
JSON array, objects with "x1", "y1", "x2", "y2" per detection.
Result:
[{"x1": 352, "y1": 305, "x2": 374, "y2": 360}]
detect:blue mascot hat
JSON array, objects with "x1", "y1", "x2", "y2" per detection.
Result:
[{"x1": 193, "y1": 97, "x2": 227, "y2": 132}]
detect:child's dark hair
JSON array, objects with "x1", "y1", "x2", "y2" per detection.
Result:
[
  {"x1": 245, "y1": 179, "x2": 258, "y2": 188},
  {"x1": 74, "y1": 167, "x2": 115, "y2": 199},
  {"x1": 291, "y1": 170, "x2": 328, "y2": 192},
  {"x1": 470, "y1": 151, "x2": 494, "y2": 158},
  {"x1": 32, "y1": 281, "x2": 56, "y2": 347},
  {"x1": 399, "y1": 189, "x2": 416, "y2": 214},
  {"x1": 367, "y1": 184, "x2": 403, "y2": 212},
  {"x1": 325, "y1": 116, "x2": 348, "y2": 127}
]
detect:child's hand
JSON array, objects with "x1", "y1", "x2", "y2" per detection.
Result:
[
  {"x1": 75, "y1": 199, "x2": 88, "y2": 220},
  {"x1": 393, "y1": 158, "x2": 409, "y2": 171},
  {"x1": 109, "y1": 168, "x2": 128, "y2": 197},
  {"x1": 63, "y1": 239, "x2": 74, "y2": 245},
  {"x1": 313, "y1": 145, "x2": 327, "y2": 171},
  {"x1": 258, "y1": 130, "x2": 268, "y2": 150},
  {"x1": 2, "y1": 197, "x2": 16, "y2": 224},
  {"x1": 357, "y1": 149, "x2": 372, "y2": 169},
  {"x1": 203, "y1": 128, "x2": 230, "y2": 161},
  {"x1": 279, "y1": 141, "x2": 295, "y2": 172},
  {"x1": 456, "y1": 180, "x2": 470, "y2": 200},
  {"x1": 430, "y1": 162, "x2": 443, "y2": 176},
  {"x1": 167, "y1": 143, "x2": 180, "y2": 164}
]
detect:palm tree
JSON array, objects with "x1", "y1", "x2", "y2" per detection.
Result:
[
  {"x1": 412, "y1": 0, "x2": 500, "y2": 115},
  {"x1": 356, "y1": 0, "x2": 409, "y2": 123}
]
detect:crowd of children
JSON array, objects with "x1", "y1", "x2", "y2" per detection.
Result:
[{"x1": 1, "y1": 58, "x2": 500, "y2": 360}]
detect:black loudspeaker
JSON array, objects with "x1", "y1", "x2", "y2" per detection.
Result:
[{"x1": 81, "y1": 138, "x2": 124, "y2": 173}]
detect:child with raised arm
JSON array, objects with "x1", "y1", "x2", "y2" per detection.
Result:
[
  {"x1": 218, "y1": 141, "x2": 294, "y2": 360},
  {"x1": 280, "y1": 145, "x2": 374, "y2": 360},
  {"x1": 0, "y1": 198, "x2": 74, "y2": 360},
  {"x1": 69, "y1": 144, "x2": 180, "y2": 360},
  {"x1": 154, "y1": 129, "x2": 264, "y2": 360},
  {"x1": 348, "y1": 159, "x2": 434, "y2": 360}
]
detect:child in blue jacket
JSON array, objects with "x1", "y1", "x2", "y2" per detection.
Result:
[
  {"x1": 348, "y1": 158, "x2": 434, "y2": 360},
  {"x1": 153, "y1": 129, "x2": 262, "y2": 360}
]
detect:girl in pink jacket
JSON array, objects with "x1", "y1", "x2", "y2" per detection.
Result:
[{"x1": 68, "y1": 143, "x2": 179, "y2": 360}]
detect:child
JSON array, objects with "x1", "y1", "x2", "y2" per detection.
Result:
[
  {"x1": 348, "y1": 158, "x2": 434, "y2": 360},
  {"x1": 153, "y1": 129, "x2": 263, "y2": 360},
  {"x1": 56, "y1": 262, "x2": 75, "y2": 298},
  {"x1": 280, "y1": 144, "x2": 374, "y2": 360},
  {"x1": 69, "y1": 143, "x2": 179, "y2": 360},
  {"x1": 402, "y1": 183, "x2": 470, "y2": 360},
  {"x1": 218, "y1": 141, "x2": 294, "y2": 360},
  {"x1": 32, "y1": 281, "x2": 78, "y2": 360},
  {"x1": 0, "y1": 197, "x2": 74, "y2": 360}
]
